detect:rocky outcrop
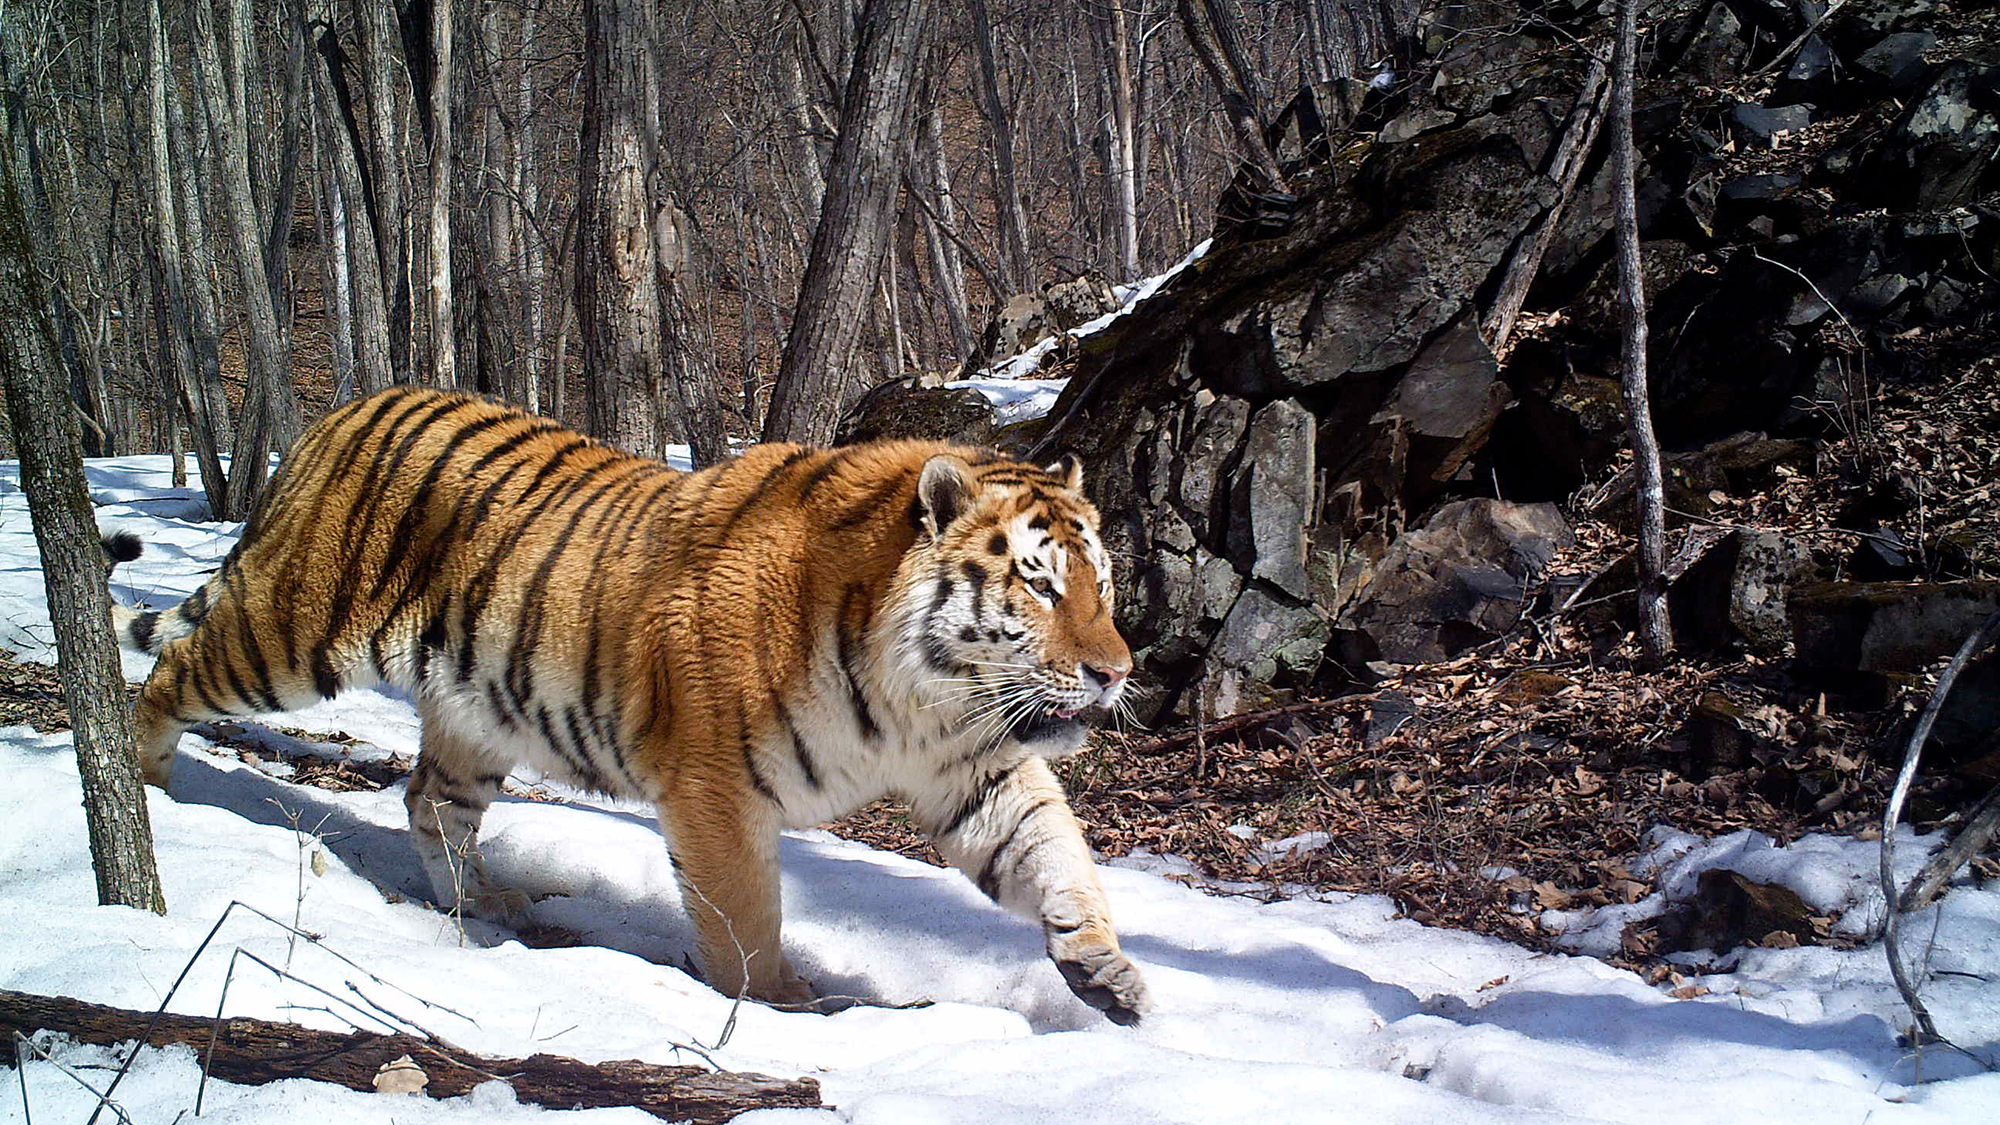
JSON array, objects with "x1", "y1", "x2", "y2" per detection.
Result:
[{"x1": 910, "y1": 3, "x2": 2000, "y2": 720}]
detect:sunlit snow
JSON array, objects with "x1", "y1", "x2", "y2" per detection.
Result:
[{"x1": 2, "y1": 455, "x2": 1996, "y2": 1124}]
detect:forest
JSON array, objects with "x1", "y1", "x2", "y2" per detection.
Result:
[{"x1": 3, "y1": 0, "x2": 2000, "y2": 1120}]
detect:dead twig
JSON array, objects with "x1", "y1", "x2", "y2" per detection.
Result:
[{"x1": 1880, "y1": 609, "x2": 2000, "y2": 1053}]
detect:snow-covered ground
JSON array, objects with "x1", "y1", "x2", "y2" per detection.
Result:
[{"x1": 4, "y1": 456, "x2": 1998, "y2": 1124}]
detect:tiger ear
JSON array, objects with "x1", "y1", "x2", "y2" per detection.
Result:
[
  {"x1": 1045, "y1": 453, "x2": 1083, "y2": 491},
  {"x1": 917, "y1": 454, "x2": 974, "y2": 538}
]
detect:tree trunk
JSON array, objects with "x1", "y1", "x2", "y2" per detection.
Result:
[
  {"x1": 0, "y1": 31, "x2": 105, "y2": 456},
  {"x1": 968, "y1": 0, "x2": 1032, "y2": 294},
  {"x1": 762, "y1": 0, "x2": 933, "y2": 446},
  {"x1": 311, "y1": 19, "x2": 392, "y2": 395},
  {"x1": 1611, "y1": 0, "x2": 1671, "y2": 666},
  {"x1": 190, "y1": 0, "x2": 303, "y2": 519},
  {"x1": 0, "y1": 989, "x2": 820, "y2": 1123},
  {"x1": 262, "y1": 0, "x2": 309, "y2": 322},
  {"x1": 915, "y1": 93, "x2": 971, "y2": 365},
  {"x1": 0, "y1": 132, "x2": 165, "y2": 915},
  {"x1": 427, "y1": 0, "x2": 457, "y2": 389},
  {"x1": 354, "y1": 0, "x2": 412, "y2": 380},
  {"x1": 577, "y1": 0, "x2": 668, "y2": 457},
  {"x1": 146, "y1": 0, "x2": 232, "y2": 513},
  {"x1": 1090, "y1": 0, "x2": 1141, "y2": 281},
  {"x1": 1176, "y1": 0, "x2": 1286, "y2": 190}
]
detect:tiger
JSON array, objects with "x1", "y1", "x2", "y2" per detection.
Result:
[{"x1": 107, "y1": 386, "x2": 1150, "y2": 1024}]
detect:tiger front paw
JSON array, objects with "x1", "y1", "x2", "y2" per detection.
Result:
[{"x1": 1047, "y1": 927, "x2": 1150, "y2": 1025}]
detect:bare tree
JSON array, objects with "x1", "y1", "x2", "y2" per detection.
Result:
[
  {"x1": 968, "y1": 0, "x2": 1033, "y2": 294},
  {"x1": 429, "y1": 0, "x2": 457, "y2": 388},
  {"x1": 143, "y1": 0, "x2": 232, "y2": 510},
  {"x1": 1611, "y1": 0, "x2": 1670, "y2": 665},
  {"x1": 0, "y1": 124, "x2": 165, "y2": 915},
  {"x1": 1089, "y1": 0, "x2": 1141, "y2": 280},
  {"x1": 1176, "y1": 0, "x2": 1285, "y2": 190},
  {"x1": 763, "y1": 0, "x2": 934, "y2": 446},
  {"x1": 189, "y1": 0, "x2": 302, "y2": 518}
]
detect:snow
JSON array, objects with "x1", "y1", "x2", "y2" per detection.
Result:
[
  {"x1": 4, "y1": 454, "x2": 1999, "y2": 1123},
  {"x1": 949, "y1": 238, "x2": 1216, "y2": 416}
]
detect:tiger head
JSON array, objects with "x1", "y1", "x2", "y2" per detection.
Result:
[{"x1": 895, "y1": 451, "x2": 1133, "y2": 756}]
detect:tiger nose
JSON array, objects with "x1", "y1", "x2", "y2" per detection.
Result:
[{"x1": 1083, "y1": 663, "x2": 1130, "y2": 691}]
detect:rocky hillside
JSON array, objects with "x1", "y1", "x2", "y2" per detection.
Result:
[{"x1": 992, "y1": 0, "x2": 1999, "y2": 728}]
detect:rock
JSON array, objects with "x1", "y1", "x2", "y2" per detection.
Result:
[
  {"x1": 1667, "y1": 530, "x2": 1816, "y2": 655},
  {"x1": 1869, "y1": 64, "x2": 2000, "y2": 210},
  {"x1": 1841, "y1": 272, "x2": 1915, "y2": 317},
  {"x1": 1771, "y1": 35, "x2": 1837, "y2": 107},
  {"x1": 1729, "y1": 103, "x2": 1812, "y2": 146},
  {"x1": 1375, "y1": 312, "x2": 1513, "y2": 492},
  {"x1": 1789, "y1": 580, "x2": 2000, "y2": 672},
  {"x1": 1042, "y1": 277, "x2": 1119, "y2": 332},
  {"x1": 835, "y1": 379, "x2": 1000, "y2": 445},
  {"x1": 1207, "y1": 134, "x2": 1551, "y2": 397},
  {"x1": 1853, "y1": 32, "x2": 1937, "y2": 91},
  {"x1": 1335, "y1": 499, "x2": 1572, "y2": 664},
  {"x1": 1719, "y1": 172, "x2": 1804, "y2": 201},
  {"x1": 1379, "y1": 106, "x2": 1457, "y2": 144},
  {"x1": 1849, "y1": 526, "x2": 1918, "y2": 580},
  {"x1": 1683, "y1": 691, "x2": 1763, "y2": 775},
  {"x1": 1366, "y1": 690, "x2": 1418, "y2": 747},
  {"x1": 1205, "y1": 583, "x2": 1330, "y2": 714},
  {"x1": 1230, "y1": 399, "x2": 1316, "y2": 599},
  {"x1": 1672, "y1": 0, "x2": 1750, "y2": 85}
]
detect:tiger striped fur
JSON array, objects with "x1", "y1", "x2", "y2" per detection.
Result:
[{"x1": 108, "y1": 387, "x2": 1149, "y2": 1024}]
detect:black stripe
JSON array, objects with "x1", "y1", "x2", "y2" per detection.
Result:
[
  {"x1": 837, "y1": 585, "x2": 880, "y2": 741},
  {"x1": 741, "y1": 727, "x2": 779, "y2": 805},
  {"x1": 130, "y1": 611, "x2": 158, "y2": 652},
  {"x1": 223, "y1": 571, "x2": 284, "y2": 710},
  {"x1": 368, "y1": 412, "x2": 514, "y2": 600},
  {"x1": 504, "y1": 462, "x2": 644, "y2": 713},
  {"x1": 458, "y1": 453, "x2": 621, "y2": 682},
  {"x1": 830, "y1": 478, "x2": 905, "y2": 530},
  {"x1": 372, "y1": 450, "x2": 536, "y2": 670},
  {"x1": 719, "y1": 448, "x2": 815, "y2": 536},
  {"x1": 561, "y1": 706, "x2": 612, "y2": 793},
  {"x1": 796, "y1": 448, "x2": 854, "y2": 501},
  {"x1": 977, "y1": 798, "x2": 1055, "y2": 899},
  {"x1": 473, "y1": 772, "x2": 509, "y2": 788},
  {"x1": 182, "y1": 585, "x2": 209, "y2": 626},
  {"x1": 775, "y1": 700, "x2": 820, "y2": 790},
  {"x1": 941, "y1": 764, "x2": 1017, "y2": 838},
  {"x1": 961, "y1": 560, "x2": 989, "y2": 619},
  {"x1": 314, "y1": 396, "x2": 475, "y2": 666}
]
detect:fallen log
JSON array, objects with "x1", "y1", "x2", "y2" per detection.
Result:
[{"x1": 0, "y1": 988, "x2": 820, "y2": 1123}]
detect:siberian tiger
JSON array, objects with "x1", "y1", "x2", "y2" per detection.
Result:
[{"x1": 108, "y1": 387, "x2": 1149, "y2": 1024}]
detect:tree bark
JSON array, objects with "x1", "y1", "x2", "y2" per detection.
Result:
[
  {"x1": 577, "y1": 0, "x2": 668, "y2": 457},
  {"x1": 1176, "y1": 0, "x2": 1286, "y2": 190},
  {"x1": 190, "y1": 0, "x2": 303, "y2": 519},
  {"x1": 0, "y1": 30, "x2": 105, "y2": 456},
  {"x1": 0, "y1": 132, "x2": 165, "y2": 914},
  {"x1": 968, "y1": 0, "x2": 1032, "y2": 294},
  {"x1": 427, "y1": 0, "x2": 457, "y2": 389},
  {"x1": 1611, "y1": 0, "x2": 1671, "y2": 665},
  {"x1": 354, "y1": 0, "x2": 413, "y2": 379},
  {"x1": 146, "y1": 0, "x2": 232, "y2": 513},
  {"x1": 0, "y1": 989, "x2": 820, "y2": 1123},
  {"x1": 1090, "y1": 0, "x2": 1141, "y2": 280},
  {"x1": 1484, "y1": 56, "x2": 1608, "y2": 353},
  {"x1": 762, "y1": 0, "x2": 933, "y2": 446},
  {"x1": 310, "y1": 20, "x2": 393, "y2": 396}
]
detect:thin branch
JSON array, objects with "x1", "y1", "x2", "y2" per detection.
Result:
[{"x1": 1880, "y1": 609, "x2": 2000, "y2": 1051}]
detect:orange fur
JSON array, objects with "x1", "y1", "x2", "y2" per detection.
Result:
[{"x1": 111, "y1": 387, "x2": 1150, "y2": 1021}]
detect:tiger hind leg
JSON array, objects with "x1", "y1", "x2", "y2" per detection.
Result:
[{"x1": 405, "y1": 708, "x2": 530, "y2": 927}]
